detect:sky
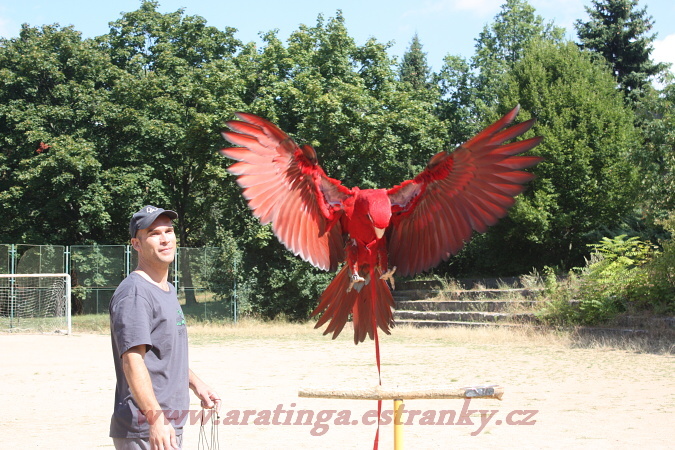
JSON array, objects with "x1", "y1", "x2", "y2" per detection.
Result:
[{"x1": 0, "y1": 0, "x2": 673, "y2": 75}]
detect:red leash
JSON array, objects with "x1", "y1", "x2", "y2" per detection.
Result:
[{"x1": 371, "y1": 274, "x2": 382, "y2": 450}]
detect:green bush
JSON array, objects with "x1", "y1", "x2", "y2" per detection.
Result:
[
  {"x1": 249, "y1": 251, "x2": 333, "y2": 322},
  {"x1": 626, "y1": 216, "x2": 675, "y2": 315},
  {"x1": 536, "y1": 227, "x2": 675, "y2": 326},
  {"x1": 576, "y1": 235, "x2": 653, "y2": 323},
  {"x1": 535, "y1": 266, "x2": 580, "y2": 326}
]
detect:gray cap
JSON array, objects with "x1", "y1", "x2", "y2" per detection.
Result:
[{"x1": 129, "y1": 205, "x2": 178, "y2": 238}]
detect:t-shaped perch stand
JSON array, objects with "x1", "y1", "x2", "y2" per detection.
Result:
[{"x1": 299, "y1": 385, "x2": 504, "y2": 449}]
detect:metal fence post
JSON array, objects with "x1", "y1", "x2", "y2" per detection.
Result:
[
  {"x1": 174, "y1": 247, "x2": 180, "y2": 293},
  {"x1": 233, "y1": 259, "x2": 238, "y2": 323},
  {"x1": 64, "y1": 246, "x2": 70, "y2": 279},
  {"x1": 125, "y1": 245, "x2": 131, "y2": 277},
  {"x1": 9, "y1": 244, "x2": 15, "y2": 328}
]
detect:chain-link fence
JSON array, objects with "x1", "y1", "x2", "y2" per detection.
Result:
[
  {"x1": 70, "y1": 245, "x2": 127, "y2": 315},
  {"x1": 0, "y1": 244, "x2": 237, "y2": 321}
]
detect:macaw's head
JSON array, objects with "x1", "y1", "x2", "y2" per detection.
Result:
[{"x1": 355, "y1": 189, "x2": 392, "y2": 239}]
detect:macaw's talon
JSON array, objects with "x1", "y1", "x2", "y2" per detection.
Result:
[
  {"x1": 380, "y1": 266, "x2": 397, "y2": 290},
  {"x1": 347, "y1": 273, "x2": 365, "y2": 292}
]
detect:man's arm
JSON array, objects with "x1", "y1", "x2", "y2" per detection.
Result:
[
  {"x1": 122, "y1": 345, "x2": 178, "y2": 450},
  {"x1": 189, "y1": 369, "x2": 221, "y2": 412}
]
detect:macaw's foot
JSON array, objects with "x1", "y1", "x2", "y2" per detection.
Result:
[
  {"x1": 379, "y1": 266, "x2": 397, "y2": 290},
  {"x1": 347, "y1": 273, "x2": 365, "y2": 292}
]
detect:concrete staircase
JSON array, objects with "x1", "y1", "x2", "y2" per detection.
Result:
[
  {"x1": 393, "y1": 278, "x2": 542, "y2": 328},
  {"x1": 392, "y1": 279, "x2": 675, "y2": 339}
]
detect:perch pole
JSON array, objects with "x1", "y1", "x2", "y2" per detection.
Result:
[{"x1": 299, "y1": 384, "x2": 504, "y2": 449}]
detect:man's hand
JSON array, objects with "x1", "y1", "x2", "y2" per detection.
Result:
[
  {"x1": 148, "y1": 415, "x2": 179, "y2": 450},
  {"x1": 189, "y1": 370, "x2": 222, "y2": 412}
]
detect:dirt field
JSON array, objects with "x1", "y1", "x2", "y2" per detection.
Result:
[{"x1": 1, "y1": 323, "x2": 673, "y2": 449}]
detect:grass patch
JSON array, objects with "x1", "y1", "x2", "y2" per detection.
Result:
[
  {"x1": 186, "y1": 317, "x2": 328, "y2": 344},
  {"x1": 71, "y1": 314, "x2": 110, "y2": 333},
  {"x1": 71, "y1": 312, "x2": 674, "y2": 355}
]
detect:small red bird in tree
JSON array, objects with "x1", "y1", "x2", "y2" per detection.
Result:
[
  {"x1": 220, "y1": 105, "x2": 542, "y2": 345},
  {"x1": 36, "y1": 142, "x2": 50, "y2": 154}
]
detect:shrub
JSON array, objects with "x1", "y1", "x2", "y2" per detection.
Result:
[
  {"x1": 626, "y1": 215, "x2": 675, "y2": 315},
  {"x1": 576, "y1": 235, "x2": 653, "y2": 323},
  {"x1": 535, "y1": 266, "x2": 580, "y2": 326},
  {"x1": 536, "y1": 229, "x2": 674, "y2": 326}
]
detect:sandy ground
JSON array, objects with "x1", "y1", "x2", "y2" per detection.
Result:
[{"x1": 0, "y1": 327, "x2": 673, "y2": 449}]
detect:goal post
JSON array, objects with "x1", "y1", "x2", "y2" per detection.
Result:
[{"x1": 0, "y1": 273, "x2": 71, "y2": 334}]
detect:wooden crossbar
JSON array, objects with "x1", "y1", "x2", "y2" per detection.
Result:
[{"x1": 298, "y1": 385, "x2": 503, "y2": 401}]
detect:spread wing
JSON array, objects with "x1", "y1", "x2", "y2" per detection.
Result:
[
  {"x1": 387, "y1": 105, "x2": 543, "y2": 277},
  {"x1": 221, "y1": 113, "x2": 352, "y2": 271}
]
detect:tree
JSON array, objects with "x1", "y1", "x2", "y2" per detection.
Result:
[
  {"x1": 246, "y1": 12, "x2": 447, "y2": 188},
  {"x1": 487, "y1": 39, "x2": 641, "y2": 271},
  {"x1": 634, "y1": 81, "x2": 675, "y2": 218},
  {"x1": 436, "y1": 0, "x2": 564, "y2": 155},
  {"x1": 98, "y1": 1, "x2": 247, "y2": 305},
  {"x1": 399, "y1": 33, "x2": 432, "y2": 92},
  {"x1": 436, "y1": 54, "x2": 477, "y2": 146},
  {"x1": 575, "y1": 0, "x2": 668, "y2": 103},
  {"x1": 472, "y1": 0, "x2": 563, "y2": 111},
  {"x1": 0, "y1": 24, "x2": 126, "y2": 243},
  {"x1": 99, "y1": 1, "x2": 246, "y2": 247}
]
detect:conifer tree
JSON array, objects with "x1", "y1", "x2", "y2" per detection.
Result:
[
  {"x1": 575, "y1": 0, "x2": 667, "y2": 102},
  {"x1": 399, "y1": 33, "x2": 431, "y2": 91}
]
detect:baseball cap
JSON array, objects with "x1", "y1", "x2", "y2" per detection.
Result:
[{"x1": 129, "y1": 205, "x2": 178, "y2": 238}]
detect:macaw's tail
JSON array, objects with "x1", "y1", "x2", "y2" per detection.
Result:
[{"x1": 311, "y1": 266, "x2": 395, "y2": 344}]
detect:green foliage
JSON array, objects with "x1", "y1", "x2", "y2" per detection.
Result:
[
  {"x1": 399, "y1": 33, "x2": 433, "y2": 94},
  {"x1": 242, "y1": 12, "x2": 447, "y2": 190},
  {"x1": 435, "y1": 2, "x2": 625, "y2": 275},
  {"x1": 535, "y1": 267, "x2": 581, "y2": 327},
  {"x1": 248, "y1": 250, "x2": 333, "y2": 321},
  {"x1": 538, "y1": 228, "x2": 675, "y2": 325},
  {"x1": 448, "y1": 37, "x2": 642, "y2": 275},
  {"x1": 436, "y1": 54, "x2": 475, "y2": 144},
  {"x1": 435, "y1": 0, "x2": 564, "y2": 146},
  {"x1": 633, "y1": 83, "x2": 675, "y2": 218},
  {"x1": 0, "y1": 24, "x2": 124, "y2": 243},
  {"x1": 471, "y1": 0, "x2": 564, "y2": 112},
  {"x1": 577, "y1": 235, "x2": 653, "y2": 323},
  {"x1": 626, "y1": 215, "x2": 675, "y2": 314},
  {"x1": 496, "y1": 39, "x2": 641, "y2": 269},
  {"x1": 100, "y1": 0, "x2": 246, "y2": 247},
  {"x1": 575, "y1": 0, "x2": 668, "y2": 103}
]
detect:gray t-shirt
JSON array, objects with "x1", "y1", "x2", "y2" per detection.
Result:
[{"x1": 109, "y1": 272, "x2": 189, "y2": 438}]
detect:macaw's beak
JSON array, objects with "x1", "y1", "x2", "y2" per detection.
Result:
[{"x1": 374, "y1": 227, "x2": 386, "y2": 239}]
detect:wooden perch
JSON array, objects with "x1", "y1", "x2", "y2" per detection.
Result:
[{"x1": 298, "y1": 385, "x2": 503, "y2": 401}]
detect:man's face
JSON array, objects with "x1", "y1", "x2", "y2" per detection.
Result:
[{"x1": 131, "y1": 215, "x2": 176, "y2": 266}]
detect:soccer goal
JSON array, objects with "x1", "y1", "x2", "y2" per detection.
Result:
[{"x1": 0, "y1": 273, "x2": 71, "y2": 334}]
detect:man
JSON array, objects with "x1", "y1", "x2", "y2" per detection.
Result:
[{"x1": 109, "y1": 205, "x2": 221, "y2": 450}]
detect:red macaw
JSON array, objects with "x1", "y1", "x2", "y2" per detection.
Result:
[{"x1": 220, "y1": 105, "x2": 542, "y2": 344}]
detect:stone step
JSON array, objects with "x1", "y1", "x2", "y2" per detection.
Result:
[
  {"x1": 392, "y1": 283, "x2": 544, "y2": 327},
  {"x1": 392, "y1": 289, "x2": 440, "y2": 301},
  {"x1": 395, "y1": 319, "x2": 658, "y2": 336},
  {"x1": 392, "y1": 288, "x2": 542, "y2": 302},
  {"x1": 397, "y1": 277, "x2": 523, "y2": 291},
  {"x1": 394, "y1": 310, "x2": 536, "y2": 323},
  {"x1": 395, "y1": 319, "x2": 523, "y2": 329},
  {"x1": 611, "y1": 315, "x2": 675, "y2": 330},
  {"x1": 394, "y1": 299, "x2": 537, "y2": 312}
]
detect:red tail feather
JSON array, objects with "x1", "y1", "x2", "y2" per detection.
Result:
[{"x1": 311, "y1": 267, "x2": 395, "y2": 344}]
